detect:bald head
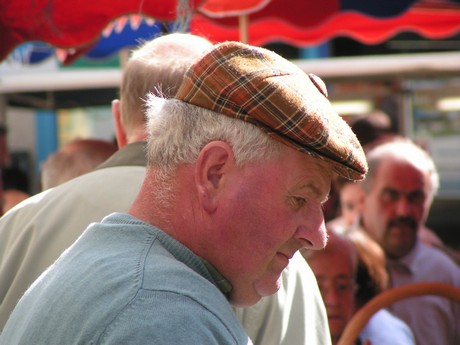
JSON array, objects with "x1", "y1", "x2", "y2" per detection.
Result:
[
  {"x1": 41, "y1": 139, "x2": 117, "y2": 190},
  {"x1": 303, "y1": 232, "x2": 357, "y2": 345},
  {"x1": 119, "y1": 33, "x2": 213, "y2": 140},
  {"x1": 304, "y1": 232, "x2": 357, "y2": 274}
]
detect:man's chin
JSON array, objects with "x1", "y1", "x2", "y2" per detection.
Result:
[
  {"x1": 254, "y1": 274, "x2": 282, "y2": 297},
  {"x1": 386, "y1": 238, "x2": 416, "y2": 258},
  {"x1": 388, "y1": 226, "x2": 416, "y2": 244},
  {"x1": 328, "y1": 319, "x2": 346, "y2": 334},
  {"x1": 230, "y1": 276, "x2": 282, "y2": 307},
  {"x1": 388, "y1": 224, "x2": 416, "y2": 237},
  {"x1": 229, "y1": 290, "x2": 263, "y2": 308}
]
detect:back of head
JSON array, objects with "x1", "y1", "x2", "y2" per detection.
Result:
[
  {"x1": 2, "y1": 167, "x2": 29, "y2": 193},
  {"x1": 41, "y1": 138, "x2": 117, "y2": 190},
  {"x1": 350, "y1": 110, "x2": 392, "y2": 148},
  {"x1": 1, "y1": 167, "x2": 30, "y2": 213},
  {"x1": 119, "y1": 33, "x2": 213, "y2": 136}
]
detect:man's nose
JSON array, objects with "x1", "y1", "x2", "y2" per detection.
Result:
[
  {"x1": 295, "y1": 207, "x2": 327, "y2": 250},
  {"x1": 395, "y1": 197, "x2": 413, "y2": 216},
  {"x1": 323, "y1": 287, "x2": 341, "y2": 306}
]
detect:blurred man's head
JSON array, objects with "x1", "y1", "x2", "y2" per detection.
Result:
[
  {"x1": 335, "y1": 177, "x2": 365, "y2": 228},
  {"x1": 304, "y1": 232, "x2": 357, "y2": 345},
  {"x1": 113, "y1": 33, "x2": 213, "y2": 147},
  {"x1": 41, "y1": 138, "x2": 117, "y2": 190},
  {"x1": 361, "y1": 139, "x2": 438, "y2": 259}
]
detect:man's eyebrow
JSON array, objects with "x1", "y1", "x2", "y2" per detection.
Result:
[
  {"x1": 334, "y1": 274, "x2": 354, "y2": 280},
  {"x1": 297, "y1": 182, "x2": 330, "y2": 203}
]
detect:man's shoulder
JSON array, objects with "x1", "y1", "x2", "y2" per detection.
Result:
[
  {"x1": 417, "y1": 242, "x2": 458, "y2": 265},
  {"x1": 3, "y1": 165, "x2": 146, "y2": 216},
  {"x1": 412, "y1": 242, "x2": 460, "y2": 282},
  {"x1": 0, "y1": 166, "x2": 146, "y2": 265}
]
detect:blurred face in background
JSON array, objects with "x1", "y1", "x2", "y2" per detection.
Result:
[
  {"x1": 362, "y1": 158, "x2": 429, "y2": 259},
  {"x1": 308, "y1": 245, "x2": 356, "y2": 344},
  {"x1": 339, "y1": 182, "x2": 365, "y2": 228}
]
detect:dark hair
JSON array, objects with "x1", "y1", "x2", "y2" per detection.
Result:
[
  {"x1": 2, "y1": 167, "x2": 29, "y2": 193},
  {"x1": 355, "y1": 261, "x2": 382, "y2": 308},
  {"x1": 350, "y1": 113, "x2": 391, "y2": 148}
]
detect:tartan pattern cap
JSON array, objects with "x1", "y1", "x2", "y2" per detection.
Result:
[{"x1": 175, "y1": 41, "x2": 367, "y2": 180}]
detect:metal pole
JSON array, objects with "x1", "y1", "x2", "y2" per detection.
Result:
[
  {"x1": 238, "y1": 14, "x2": 249, "y2": 44},
  {"x1": 0, "y1": 95, "x2": 6, "y2": 125},
  {"x1": 401, "y1": 80, "x2": 414, "y2": 138}
]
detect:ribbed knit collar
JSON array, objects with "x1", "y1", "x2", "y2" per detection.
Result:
[{"x1": 106, "y1": 213, "x2": 233, "y2": 299}]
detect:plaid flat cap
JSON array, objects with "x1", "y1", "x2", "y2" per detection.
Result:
[{"x1": 175, "y1": 41, "x2": 367, "y2": 180}]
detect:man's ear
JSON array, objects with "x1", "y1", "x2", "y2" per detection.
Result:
[
  {"x1": 195, "y1": 141, "x2": 235, "y2": 214},
  {"x1": 112, "y1": 99, "x2": 127, "y2": 148}
]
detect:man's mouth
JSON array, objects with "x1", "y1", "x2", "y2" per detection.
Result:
[
  {"x1": 388, "y1": 217, "x2": 417, "y2": 231},
  {"x1": 328, "y1": 314, "x2": 343, "y2": 320}
]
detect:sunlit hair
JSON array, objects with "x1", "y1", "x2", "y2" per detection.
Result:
[
  {"x1": 361, "y1": 138, "x2": 439, "y2": 201},
  {"x1": 119, "y1": 33, "x2": 212, "y2": 136},
  {"x1": 144, "y1": 96, "x2": 285, "y2": 182}
]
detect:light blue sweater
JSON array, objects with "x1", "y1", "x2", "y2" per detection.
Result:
[{"x1": 0, "y1": 213, "x2": 251, "y2": 345}]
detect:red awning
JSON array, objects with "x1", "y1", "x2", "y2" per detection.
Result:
[
  {"x1": 192, "y1": 0, "x2": 460, "y2": 46},
  {"x1": 1, "y1": 0, "x2": 460, "y2": 63},
  {"x1": 0, "y1": 0, "x2": 202, "y2": 62},
  {"x1": 190, "y1": 3, "x2": 460, "y2": 46}
]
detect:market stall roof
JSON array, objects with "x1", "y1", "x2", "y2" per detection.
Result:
[
  {"x1": 193, "y1": 0, "x2": 460, "y2": 46},
  {"x1": 0, "y1": 0, "x2": 201, "y2": 62},
  {"x1": 2, "y1": 50, "x2": 459, "y2": 95},
  {"x1": 2, "y1": 0, "x2": 460, "y2": 64},
  {"x1": 192, "y1": 1, "x2": 460, "y2": 47}
]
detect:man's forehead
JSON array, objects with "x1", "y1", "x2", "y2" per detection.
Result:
[
  {"x1": 374, "y1": 158, "x2": 424, "y2": 183},
  {"x1": 316, "y1": 273, "x2": 354, "y2": 282}
]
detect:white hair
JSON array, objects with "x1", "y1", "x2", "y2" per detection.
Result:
[
  {"x1": 145, "y1": 95, "x2": 284, "y2": 173},
  {"x1": 362, "y1": 139, "x2": 439, "y2": 199},
  {"x1": 143, "y1": 95, "x2": 285, "y2": 206}
]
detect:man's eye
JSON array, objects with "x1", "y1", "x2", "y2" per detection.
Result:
[
  {"x1": 336, "y1": 282, "x2": 354, "y2": 292},
  {"x1": 408, "y1": 191, "x2": 425, "y2": 204},
  {"x1": 292, "y1": 197, "x2": 307, "y2": 208},
  {"x1": 343, "y1": 202, "x2": 355, "y2": 212},
  {"x1": 382, "y1": 189, "x2": 399, "y2": 202}
]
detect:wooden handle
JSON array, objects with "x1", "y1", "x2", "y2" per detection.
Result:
[{"x1": 337, "y1": 282, "x2": 460, "y2": 345}]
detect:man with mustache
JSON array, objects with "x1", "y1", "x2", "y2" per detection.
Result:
[{"x1": 360, "y1": 139, "x2": 460, "y2": 345}]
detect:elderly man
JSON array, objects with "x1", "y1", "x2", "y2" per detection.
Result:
[
  {"x1": 360, "y1": 139, "x2": 460, "y2": 345},
  {"x1": 0, "y1": 33, "x2": 333, "y2": 345},
  {"x1": 0, "y1": 41, "x2": 366, "y2": 344},
  {"x1": 305, "y1": 229, "x2": 415, "y2": 345}
]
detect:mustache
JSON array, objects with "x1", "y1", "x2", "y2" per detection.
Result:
[{"x1": 388, "y1": 217, "x2": 418, "y2": 230}]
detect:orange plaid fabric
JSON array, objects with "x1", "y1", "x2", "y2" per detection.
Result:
[{"x1": 176, "y1": 41, "x2": 367, "y2": 181}]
